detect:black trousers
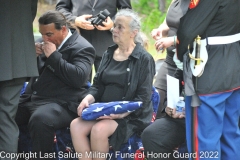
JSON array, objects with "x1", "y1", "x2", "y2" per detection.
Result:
[
  {"x1": 141, "y1": 116, "x2": 186, "y2": 160},
  {"x1": 15, "y1": 102, "x2": 78, "y2": 159},
  {"x1": 0, "y1": 78, "x2": 26, "y2": 158}
]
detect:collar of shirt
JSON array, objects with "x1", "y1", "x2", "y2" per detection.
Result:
[
  {"x1": 57, "y1": 29, "x2": 72, "y2": 51},
  {"x1": 107, "y1": 43, "x2": 142, "y2": 60}
]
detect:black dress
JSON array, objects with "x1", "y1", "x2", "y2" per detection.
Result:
[
  {"x1": 101, "y1": 58, "x2": 131, "y2": 150},
  {"x1": 101, "y1": 58, "x2": 129, "y2": 102}
]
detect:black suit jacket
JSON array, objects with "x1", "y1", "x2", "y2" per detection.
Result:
[
  {"x1": 0, "y1": 0, "x2": 38, "y2": 81},
  {"x1": 20, "y1": 31, "x2": 95, "y2": 114},
  {"x1": 56, "y1": 0, "x2": 132, "y2": 57}
]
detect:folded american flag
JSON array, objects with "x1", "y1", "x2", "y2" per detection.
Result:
[{"x1": 81, "y1": 101, "x2": 142, "y2": 120}]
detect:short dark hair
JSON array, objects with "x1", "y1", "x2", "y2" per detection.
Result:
[{"x1": 38, "y1": 10, "x2": 67, "y2": 30}]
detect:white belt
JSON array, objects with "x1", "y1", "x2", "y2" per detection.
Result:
[
  {"x1": 174, "y1": 33, "x2": 240, "y2": 77},
  {"x1": 189, "y1": 33, "x2": 240, "y2": 77},
  {"x1": 204, "y1": 33, "x2": 240, "y2": 45}
]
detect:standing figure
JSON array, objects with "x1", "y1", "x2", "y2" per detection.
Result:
[
  {"x1": 70, "y1": 9, "x2": 155, "y2": 160},
  {"x1": 56, "y1": 0, "x2": 132, "y2": 81},
  {"x1": 177, "y1": 0, "x2": 240, "y2": 159},
  {"x1": 141, "y1": 1, "x2": 190, "y2": 159},
  {"x1": 152, "y1": 0, "x2": 189, "y2": 118},
  {"x1": 0, "y1": 0, "x2": 38, "y2": 156}
]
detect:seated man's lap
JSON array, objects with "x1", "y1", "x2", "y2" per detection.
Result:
[
  {"x1": 142, "y1": 116, "x2": 185, "y2": 152},
  {"x1": 16, "y1": 102, "x2": 78, "y2": 129}
]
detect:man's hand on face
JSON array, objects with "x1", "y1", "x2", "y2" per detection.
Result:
[{"x1": 42, "y1": 41, "x2": 57, "y2": 58}]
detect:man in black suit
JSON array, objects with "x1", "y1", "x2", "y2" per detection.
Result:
[
  {"x1": 0, "y1": 0, "x2": 39, "y2": 156},
  {"x1": 15, "y1": 10, "x2": 95, "y2": 158},
  {"x1": 56, "y1": 0, "x2": 131, "y2": 81}
]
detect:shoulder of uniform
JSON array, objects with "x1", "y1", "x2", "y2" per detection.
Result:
[{"x1": 189, "y1": 0, "x2": 200, "y2": 9}]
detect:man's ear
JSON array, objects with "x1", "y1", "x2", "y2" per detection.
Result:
[{"x1": 61, "y1": 25, "x2": 68, "y2": 35}]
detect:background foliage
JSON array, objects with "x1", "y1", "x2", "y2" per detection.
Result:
[
  {"x1": 132, "y1": 0, "x2": 171, "y2": 59},
  {"x1": 132, "y1": 0, "x2": 171, "y2": 34}
]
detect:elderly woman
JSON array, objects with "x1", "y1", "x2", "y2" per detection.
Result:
[{"x1": 70, "y1": 9, "x2": 155, "y2": 160}]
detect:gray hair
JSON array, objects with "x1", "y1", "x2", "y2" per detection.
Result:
[{"x1": 115, "y1": 9, "x2": 143, "y2": 45}]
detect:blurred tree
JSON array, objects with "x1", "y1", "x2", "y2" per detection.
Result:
[{"x1": 132, "y1": 0, "x2": 171, "y2": 34}]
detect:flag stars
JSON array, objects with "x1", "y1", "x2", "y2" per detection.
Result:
[
  {"x1": 93, "y1": 107, "x2": 104, "y2": 112},
  {"x1": 114, "y1": 105, "x2": 122, "y2": 111},
  {"x1": 138, "y1": 102, "x2": 142, "y2": 106},
  {"x1": 128, "y1": 145, "x2": 131, "y2": 150},
  {"x1": 82, "y1": 108, "x2": 88, "y2": 112}
]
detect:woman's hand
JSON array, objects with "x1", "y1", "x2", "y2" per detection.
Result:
[
  {"x1": 77, "y1": 99, "x2": 89, "y2": 117},
  {"x1": 97, "y1": 112, "x2": 131, "y2": 120},
  {"x1": 155, "y1": 36, "x2": 174, "y2": 53},
  {"x1": 77, "y1": 94, "x2": 95, "y2": 116},
  {"x1": 151, "y1": 28, "x2": 163, "y2": 40},
  {"x1": 151, "y1": 21, "x2": 169, "y2": 40},
  {"x1": 165, "y1": 107, "x2": 185, "y2": 119}
]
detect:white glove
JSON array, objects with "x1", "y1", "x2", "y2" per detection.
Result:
[{"x1": 173, "y1": 52, "x2": 183, "y2": 70}]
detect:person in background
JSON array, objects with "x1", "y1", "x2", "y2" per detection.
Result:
[
  {"x1": 15, "y1": 10, "x2": 95, "y2": 159},
  {"x1": 0, "y1": 0, "x2": 38, "y2": 156},
  {"x1": 152, "y1": 0, "x2": 189, "y2": 118},
  {"x1": 176, "y1": 0, "x2": 240, "y2": 159},
  {"x1": 56, "y1": 0, "x2": 132, "y2": 82},
  {"x1": 70, "y1": 9, "x2": 155, "y2": 160},
  {"x1": 140, "y1": 1, "x2": 190, "y2": 159},
  {"x1": 158, "y1": 0, "x2": 167, "y2": 13}
]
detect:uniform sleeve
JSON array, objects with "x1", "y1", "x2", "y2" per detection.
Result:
[
  {"x1": 117, "y1": 0, "x2": 132, "y2": 9},
  {"x1": 176, "y1": 0, "x2": 220, "y2": 61},
  {"x1": 44, "y1": 46, "x2": 95, "y2": 89},
  {"x1": 56, "y1": 0, "x2": 77, "y2": 22}
]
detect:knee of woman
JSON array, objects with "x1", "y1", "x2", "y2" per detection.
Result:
[
  {"x1": 70, "y1": 118, "x2": 85, "y2": 134},
  {"x1": 91, "y1": 124, "x2": 105, "y2": 139},
  {"x1": 91, "y1": 125, "x2": 102, "y2": 134},
  {"x1": 70, "y1": 118, "x2": 79, "y2": 130}
]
